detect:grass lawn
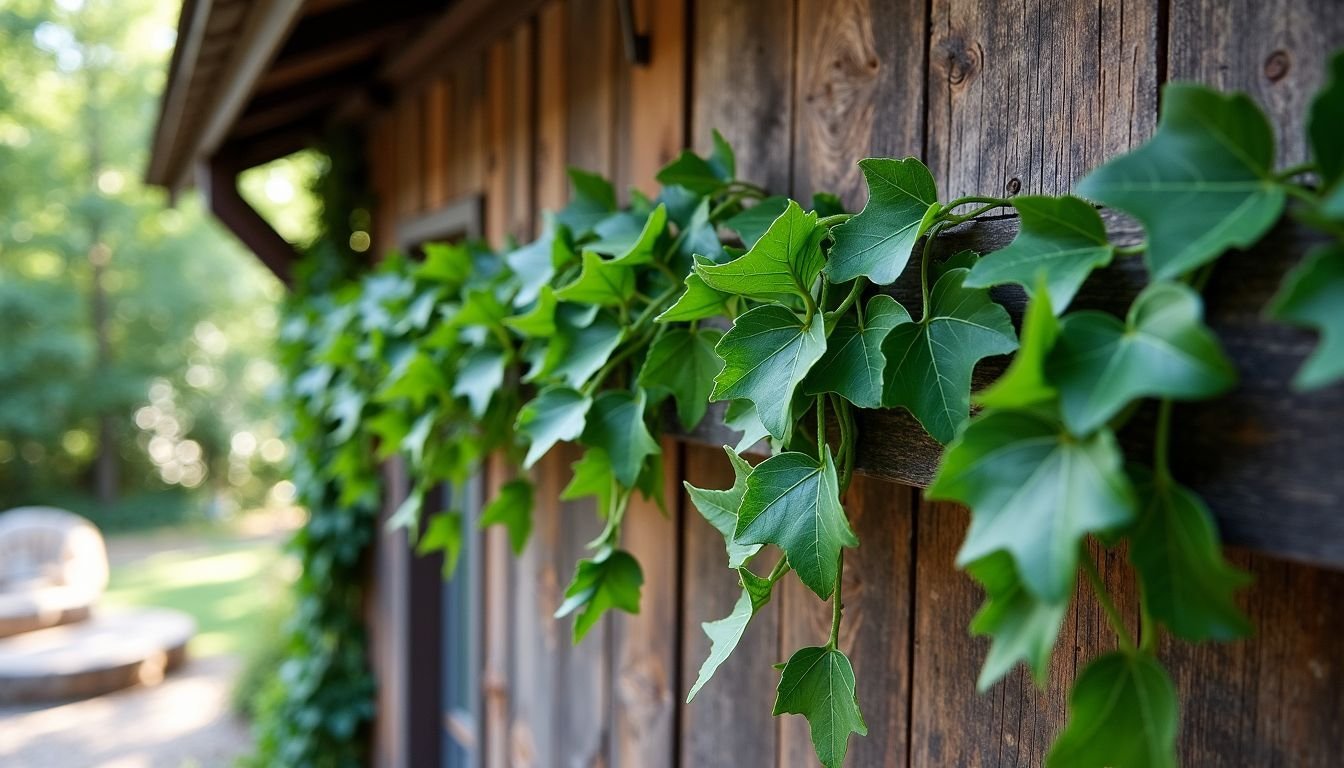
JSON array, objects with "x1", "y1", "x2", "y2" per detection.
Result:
[{"x1": 101, "y1": 527, "x2": 294, "y2": 659}]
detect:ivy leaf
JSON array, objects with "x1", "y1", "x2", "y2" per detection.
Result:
[
  {"x1": 697, "y1": 199, "x2": 826, "y2": 301},
  {"x1": 773, "y1": 646, "x2": 868, "y2": 768},
  {"x1": 533, "y1": 308, "x2": 624, "y2": 389},
  {"x1": 687, "y1": 568, "x2": 775, "y2": 702},
  {"x1": 561, "y1": 448, "x2": 615, "y2": 517},
  {"x1": 1128, "y1": 466, "x2": 1251, "y2": 642},
  {"x1": 683, "y1": 446, "x2": 761, "y2": 569},
  {"x1": 712, "y1": 305, "x2": 828, "y2": 441},
  {"x1": 881, "y1": 266, "x2": 1019, "y2": 444},
  {"x1": 964, "y1": 195, "x2": 1114, "y2": 313},
  {"x1": 827, "y1": 157, "x2": 940, "y2": 285},
  {"x1": 1075, "y1": 83, "x2": 1285, "y2": 280},
  {"x1": 1046, "y1": 652, "x2": 1178, "y2": 768},
  {"x1": 452, "y1": 346, "x2": 506, "y2": 417},
  {"x1": 724, "y1": 399, "x2": 770, "y2": 453},
  {"x1": 656, "y1": 258, "x2": 733, "y2": 323},
  {"x1": 478, "y1": 479, "x2": 534, "y2": 555},
  {"x1": 976, "y1": 279, "x2": 1059, "y2": 410},
  {"x1": 418, "y1": 511, "x2": 465, "y2": 579},
  {"x1": 589, "y1": 204, "x2": 668, "y2": 265},
  {"x1": 709, "y1": 128, "x2": 736, "y2": 180},
  {"x1": 930, "y1": 407, "x2": 1136, "y2": 603},
  {"x1": 1267, "y1": 244, "x2": 1344, "y2": 390},
  {"x1": 965, "y1": 551, "x2": 1068, "y2": 690},
  {"x1": 503, "y1": 285, "x2": 559, "y2": 337},
  {"x1": 656, "y1": 152, "x2": 731, "y2": 196},
  {"x1": 1047, "y1": 281, "x2": 1236, "y2": 435},
  {"x1": 676, "y1": 199, "x2": 726, "y2": 265},
  {"x1": 579, "y1": 389, "x2": 661, "y2": 488},
  {"x1": 377, "y1": 351, "x2": 447, "y2": 410},
  {"x1": 505, "y1": 216, "x2": 574, "y2": 307},
  {"x1": 554, "y1": 548, "x2": 643, "y2": 643},
  {"x1": 418, "y1": 242, "x2": 473, "y2": 286},
  {"x1": 516, "y1": 386, "x2": 592, "y2": 469},
  {"x1": 1309, "y1": 50, "x2": 1344, "y2": 189},
  {"x1": 556, "y1": 168, "x2": 617, "y2": 237},
  {"x1": 735, "y1": 448, "x2": 855, "y2": 599},
  {"x1": 804, "y1": 295, "x2": 910, "y2": 408},
  {"x1": 726, "y1": 196, "x2": 790, "y2": 249},
  {"x1": 638, "y1": 327, "x2": 724, "y2": 430},
  {"x1": 811, "y1": 191, "x2": 846, "y2": 218},
  {"x1": 554, "y1": 250, "x2": 636, "y2": 306},
  {"x1": 402, "y1": 412, "x2": 434, "y2": 468}
]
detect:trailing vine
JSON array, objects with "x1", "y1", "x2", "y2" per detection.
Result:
[{"x1": 294, "y1": 53, "x2": 1344, "y2": 768}]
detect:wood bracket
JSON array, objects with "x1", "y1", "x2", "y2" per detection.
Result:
[{"x1": 617, "y1": 0, "x2": 650, "y2": 65}]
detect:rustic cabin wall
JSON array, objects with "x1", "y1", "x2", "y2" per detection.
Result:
[{"x1": 362, "y1": 0, "x2": 1344, "y2": 765}]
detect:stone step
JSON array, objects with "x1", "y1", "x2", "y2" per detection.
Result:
[{"x1": 0, "y1": 608, "x2": 195, "y2": 704}]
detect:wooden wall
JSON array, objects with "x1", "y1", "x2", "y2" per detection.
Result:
[{"x1": 366, "y1": 0, "x2": 1344, "y2": 765}]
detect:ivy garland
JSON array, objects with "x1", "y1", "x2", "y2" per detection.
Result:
[{"x1": 295, "y1": 56, "x2": 1344, "y2": 768}]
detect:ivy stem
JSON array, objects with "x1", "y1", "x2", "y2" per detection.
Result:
[
  {"x1": 942, "y1": 194, "x2": 1011, "y2": 212},
  {"x1": 1154, "y1": 399, "x2": 1174, "y2": 483},
  {"x1": 1275, "y1": 161, "x2": 1317, "y2": 181},
  {"x1": 815, "y1": 395, "x2": 827, "y2": 460},
  {"x1": 939, "y1": 202, "x2": 1001, "y2": 227},
  {"x1": 1140, "y1": 592, "x2": 1158, "y2": 654},
  {"x1": 818, "y1": 213, "x2": 853, "y2": 228},
  {"x1": 827, "y1": 552, "x2": 844, "y2": 649},
  {"x1": 832, "y1": 394, "x2": 856, "y2": 494},
  {"x1": 709, "y1": 188, "x2": 758, "y2": 221},
  {"x1": 1114, "y1": 243, "x2": 1147, "y2": 257},
  {"x1": 917, "y1": 223, "x2": 946, "y2": 322},
  {"x1": 768, "y1": 557, "x2": 792, "y2": 583},
  {"x1": 1283, "y1": 184, "x2": 1320, "y2": 205},
  {"x1": 1083, "y1": 553, "x2": 1137, "y2": 654},
  {"x1": 830, "y1": 280, "x2": 864, "y2": 320}
]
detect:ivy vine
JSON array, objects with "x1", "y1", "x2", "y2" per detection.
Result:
[{"x1": 292, "y1": 53, "x2": 1344, "y2": 768}]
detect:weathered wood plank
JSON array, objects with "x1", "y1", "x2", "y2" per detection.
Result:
[
  {"x1": 423, "y1": 77, "x2": 450, "y2": 210},
  {"x1": 1160, "y1": 550, "x2": 1344, "y2": 767},
  {"x1": 563, "y1": 0, "x2": 618, "y2": 176},
  {"x1": 678, "y1": 443, "x2": 780, "y2": 766},
  {"x1": 394, "y1": 95, "x2": 422, "y2": 219},
  {"x1": 626, "y1": 0, "x2": 686, "y2": 196},
  {"x1": 508, "y1": 21, "x2": 536, "y2": 244},
  {"x1": 609, "y1": 439, "x2": 681, "y2": 768},
  {"x1": 1169, "y1": 0, "x2": 1344, "y2": 169},
  {"x1": 448, "y1": 59, "x2": 486, "y2": 201},
  {"x1": 926, "y1": 0, "x2": 1158, "y2": 200},
  {"x1": 534, "y1": 0, "x2": 567, "y2": 222},
  {"x1": 485, "y1": 40, "x2": 513, "y2": 247},
  {"x1": 481, "y1": 456, "x2": 512, "y2": 768}
]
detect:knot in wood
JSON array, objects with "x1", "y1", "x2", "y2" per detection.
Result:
[
  {"x1": 943, "y1": 35, "x2": 981, "y2": 88},
  {"x1": 1264, "y1": 50, "x2": 1291, "y2": 83},
  {"x1": 1006, "y1": 177, "x2": 1022, "y2": 195}
]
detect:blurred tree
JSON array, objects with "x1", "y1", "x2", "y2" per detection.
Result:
[{"x1": 0, "y1": 0, "x2": 292, "y2": 513}]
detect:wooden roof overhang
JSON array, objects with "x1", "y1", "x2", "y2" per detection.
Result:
[{"x1": 145, "y1": 0, "x2": 546, "y2": 284}]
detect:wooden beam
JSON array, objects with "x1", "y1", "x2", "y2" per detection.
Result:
[
  {"x1": 196, "y1": 153, "x2": 298, "y2": 287},
  {"x1": 380, "y1": 0, "x2": 549, "y2": 89},
  {"x1": 146, "y1": 0, "x2": 211, "y2": 186}
]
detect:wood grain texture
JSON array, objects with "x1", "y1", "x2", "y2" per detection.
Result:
[
  {"x1": 926, "y1": 0, "x2": 1158, "y2": 200},
  {"x1": 448, "y1": 60, "x2": 486, "y2": 201},
  {"x1": 625, "y1": 0, "x2": 685, "y2": 197},
  {"x1": 563, "y1": 0, "x2": 618, "y2": 176},
  {"x1": 534, "y1": 0, "x2": 567, "y2": 219},
  {"x1": 482, "y1": 458, "x2": 513, "y2": 768},
  {"x1": 423, "y1": 77, "x2": 450, "y2": 210},
  {"x1": 609, "y1": 438, "x2": 681, "y2": 768},
  {"x1": 1168, "y1": 0, "x2": 1344, "y2": 168},
  {"x1": 509, "y1": 21, "x2": 536, "y2": 244},
  {"x1": 779, "y1": 474, "x2": 915, "y2": 767},
  {"x1": 677, "y1": 443, "x2": 780, "y2": 767},
  {"x1": 793, "y1": 0, "x2": 925, "y2": 209},
  {"x1": 690, "y1": 0, "x2": 794, "y2": 193},
  {"x1": 1160, "y1": 550, "x2": 1344, "y2": 767},
  {"x1": 485, "y1": 41, "x2": 512, "y2": 247},
  {"x1": 394, "y1": 95, "x2": 422, "y2": 218}
]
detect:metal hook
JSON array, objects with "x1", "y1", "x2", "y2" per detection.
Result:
[{"x1": 617, "y1": 0, "x2": 650, "y2": 65}]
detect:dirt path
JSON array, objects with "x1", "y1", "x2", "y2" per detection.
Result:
[{"x1": 0, "y1": 654, "x2": 250, "y2": 768}]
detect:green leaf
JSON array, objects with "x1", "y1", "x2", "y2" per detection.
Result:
[
  {"x1": 377, "y1": 351, "x2": 448, "y2": 410},
  {"x1": 556, "y1": 168, "x2": 617, "y2": 237},
  {"x1": 418, "y1": 511, "x2": 465, "y2": 579},
  {"x1": 533, "y1": 308, "x2": 624, "y2": 389},
  {"x1": 589, "y1": 204, "x2": 668, "y2": 265},
  {"x1": 417, "y1": 242, "x2": 473, "y2": 285},
  {"x1": 697, "y1": 199, "x2": 825, "y2": 301},
  {"x1": 479, "y1": 479, "x2": 534, "y2": 555},
  {"x1": 1047, "y1": 281, "x2": 1236, "y2": 435},
  {"x1": 1267, "y1": 244, "x2": 1344, "y2": 390},
  {"x1": 579, "y1": 389, "x2": 661, "y2": 488},
  {"x1": 452, "y1": 347, "x2": 506, "y2": 417},
  {"x1": 688, "y1": 568, "x2": 775, "y2": 702},
  {"x1": 503, "y1": 285, "x2": 559, "y2": 337},
  {"x1": 505, "y1": 216, "x2": 574, "y2": 307},
  {"x1": 683, "y1": 446, "x2": 761, "y2": 569},
  {"x1": 881, "y1": 266, "x2": 1018, "y2": 443},
  {"x1": 709, "y1": 129, "x2": 736, "y2": 181},
  {"x1": 827, "y1": 157, "x2": 940, "y2": 285},
  {"x1": 554, "y1": 250, "x2": 636, "y2": 306},
  {"x1": 726, "y1": 196, "x2": 790, "y2": 249},
  {"x1": 1046, "y1": 652, "x2": 1178, "y2": 768},
  {"x1": 656, "y1": 152, "x2": 729, "y2": 196},
  {"x1": 804, "y1": 295, "x2": 910, "y2": 408},
  {"x1": 965, "y1": 551, "x2": 1068, "y2": 690},
  {"x1": 773, "y1": 646, "x2": 867, "y2": 768},
  {"x1": 724, "y1": 399, "x2": 770, "y2": 453},
  {"x1": 930, "y1": 408, "x2": 1136, "y2": 603},
  {"x1": 976, "y1": 279, "x2": 1059, "y2": 410},
  {"x1": 1076, "y1": 83, "x2": 1285, "y2": 280},
  {"x1": 516, "y1": 386, "x2": 592, "y2": 469},
  {"x1": 561, "y1": 448, "x2": 616, "y2": 517},
  {"x1": 1129, "y1": 466, "x2": 1250, "y2": 642},
  {"x1": 735, "y1": 448, "x2": 855, "y2": 599},
  {"x1": 1310, "y1": 50, "x2": 1344, "y2": 189},
  {"x1": 676, "y1": 199, "x2": 727, "y2": 266},
  {"x1": 712, "y1": 305, "x2": 828, "y2": 440},
  {"x1": 656, "y1": 258, "x2": 733, "y2": 323},
  {"x1": 638, "y1": 327, "x2": 724, "y2": 429},
  {"x1": 554, "y1": 548, "x2": 643, "y2": 643},
  {"x1": 964, "y1": 195, "x2": 1114, "y2": 313}
]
